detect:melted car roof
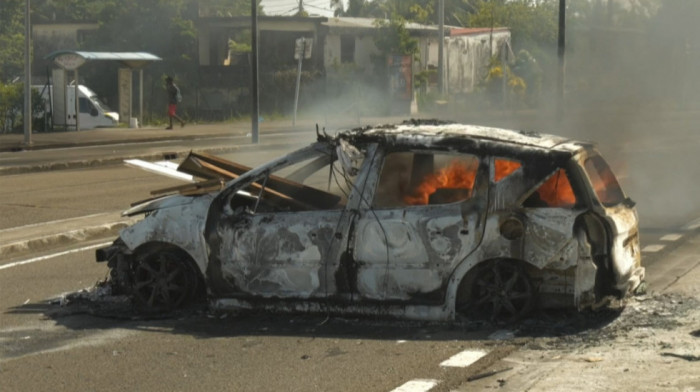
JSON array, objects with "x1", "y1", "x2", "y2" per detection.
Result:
[{"x1": 340, "y1": 122, "x2": 590, "y2": 155}]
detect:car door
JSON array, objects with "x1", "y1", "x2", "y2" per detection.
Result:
[
  {"x1": 518, "y1": 164, "x2": 585, "y2": 269},
  {"x1": 205, "y1": 143, "x2": 366, "y2": 300},
  {"x1": 350, "y1": 149, "x2": 488, "y2": 303},
  {"x1": 217, "y1": 209, "x2": 346, "y2": 299}
]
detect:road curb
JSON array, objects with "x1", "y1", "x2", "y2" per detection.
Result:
[
  {"x1": 0, "y1": 134, "x2": 238, "y2": 153},
  {"x1": 0, "y1": 145, "x2": 240, "y2": 176},
  {"x1": 0, "y1": 218, "x2": 139, "y2": 260}
]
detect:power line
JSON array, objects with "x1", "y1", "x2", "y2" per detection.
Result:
[{"x1": 262, "y1": 0, "x2": 335, "y2": 16}]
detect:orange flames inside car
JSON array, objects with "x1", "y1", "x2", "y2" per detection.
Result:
[
  {"x1": 404, "y1": 159, "x2": 478, "y2": 205},
  {"x1": 536, "y1": 169, "x2": 576, "y2": 207},
  {"x1": 494, "y1": 159, "x2": 521, "y2": 182},
  {"x1": 404, "y1": 159, "x2": 577, "y2": 208}
]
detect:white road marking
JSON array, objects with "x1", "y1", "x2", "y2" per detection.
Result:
[
  {"x1": 390, "y1": 379, "x2": 439, "y2": 392},
  {"x1": 0, "y1": 212, "x2": 116, "y2": 233},
  {"x1": 0, "y1": 242, "x2": 111, "y2": 271},
  {"x1": 440, "y1": 349, "x2": 487, "y2": 368},
  {"x1": 642, "y1": 244, "x2": 665, "y2": 253},
  {"x1": 685, "y1": 218, "x2": 700, "y2": 230},
  {"x1": 660, "y1": 234, "x2": 683, "y2": 241}
]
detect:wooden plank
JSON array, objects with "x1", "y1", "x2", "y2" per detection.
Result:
[
  {"x1": 195, "y1": 160, "x2": 315, "y2": 210},
  {"x1": 181, "y1": 151, "x2": 342, "y2": 209},
  {"x1": 177, "y1": 152, "x2": 224, "y2": 180}
]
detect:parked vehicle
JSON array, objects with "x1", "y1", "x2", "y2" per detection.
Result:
[
  {"x1": 35, "y1": 84, "x2": 119, "y2": 130},
  {"x1": 96, "y1": 121, "x2": 645, "y2": 321}
]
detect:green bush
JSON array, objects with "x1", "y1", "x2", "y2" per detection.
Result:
[{"x1": 0, "y1": 82, "x2": 47, "y2": 133}]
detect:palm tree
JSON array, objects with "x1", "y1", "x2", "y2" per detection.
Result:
[{"x1": 330, "y1": 0, "x2": 344, "y2": 16}]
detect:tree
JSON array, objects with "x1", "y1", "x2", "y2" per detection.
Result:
[
  {"x1": 0, "y1": 0, "x2": 25, "y2": 83},
  {"x1": 467, "y1": 0, "x2": 558, "y2": 50},
  {"x1": 199, "y1": 0, "x2": 260, "y2": 17},
  {"x1": 373, "y1": 15, "x2": 419, "y2": 56},
  {"x1": 32, "y1": 0, "x2": 104, "y2": 23},
  {"x1": 332, "y1": 0, "x2": 480, "y2": 26}
]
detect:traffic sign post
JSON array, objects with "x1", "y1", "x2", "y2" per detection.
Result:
[{"x1": 293, "y1": 38, "x2": 313, "y2": 127}]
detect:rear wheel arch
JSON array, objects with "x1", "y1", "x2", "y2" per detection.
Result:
[
  {"x1": 575, "y1": 213, "x2": 609, "y2": 256},
  {"x1": 453, "y1": 258, "x2": 536, "y2": 322},
  {"x1": 574, "y1": 213, "x2": 616, "y2": 299}
]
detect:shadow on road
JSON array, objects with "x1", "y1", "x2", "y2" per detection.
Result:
[{"x1": 6, "y1": 292, "x2": 624, "y2": 344}]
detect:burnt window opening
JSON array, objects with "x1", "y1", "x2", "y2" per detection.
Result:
[
  {"x1": 523, "y1": 168, "x2": 577, "y2": 208},
  {"x1": 373, "y1": 151, "x2": 479, "y2": 208},
  {"x1": 584, "y1": 155, "x2": 625, "y2": 207},
  {"x1": 340, "y1": 35, "x2": 355, "y2": 63},
  {"x1": 494, "y1": 158, "x2": 522, "y2": 182},
  {"x1": 233, "y1": 149, "x2": 365, "y2": 214}
]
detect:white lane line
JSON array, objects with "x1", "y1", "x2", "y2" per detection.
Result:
[
  {"x1": 685, "y1": 218, "x2": 700, "y2": 230},
  {"x1": 0, "y1": 213, "x2": 116, "y2": 233},
  {"x1": 642, "y1": 244, "x2": 665, "y2": 253},
  {"x1": 660, "y1": 234, "x2": 683, "y2": 242},
  {"x1": 440, "y1": 349, "x2": 487, "y2": 368},
  {"x1": 390, "y1": 379, "x2": 439, "y2": 392},
  {"x1": 0, "y1": 242, "x2": 111, "y2": 271}
]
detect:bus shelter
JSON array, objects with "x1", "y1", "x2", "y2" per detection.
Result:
[{"x1": 45, "y1": 51, "x2": 161, "y2": 130}]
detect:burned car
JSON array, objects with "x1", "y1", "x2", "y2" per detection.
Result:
[{"x1": 96, "y1": 121, "x2": 645, "y2": 321}]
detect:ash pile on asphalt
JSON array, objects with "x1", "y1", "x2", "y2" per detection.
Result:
[{"x1": 516, "y1": 293, "x2": 698, "y2": 350}]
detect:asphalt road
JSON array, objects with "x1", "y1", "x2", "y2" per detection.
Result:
[{"x1": 1, "y1": 115, "x2": 700, "y2": 391}]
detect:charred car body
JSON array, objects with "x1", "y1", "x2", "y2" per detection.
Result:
[{"x1": 97, "y1": 121, "x2": 644, "y2": 321}]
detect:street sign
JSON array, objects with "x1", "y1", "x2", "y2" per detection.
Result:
[
  {"x1": 54, "y1": 53, "x2": 86, "y2": 70},
  {"x1": 294, "y1": 38, "x2": 313, "y2": 60}
]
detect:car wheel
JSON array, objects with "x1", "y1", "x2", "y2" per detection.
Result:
[
  {"x1": 459, "y1": 260, "x2": 535, "y2": 322},
  {"x1": 132, "y1": 249, "x2": 198, "y2": 313}
]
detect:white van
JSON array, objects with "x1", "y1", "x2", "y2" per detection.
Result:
[{"x1": 35, "y1": 84, "x2": 120, "y2": 130}]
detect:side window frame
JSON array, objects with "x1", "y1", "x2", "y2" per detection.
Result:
[
  {"x1": 222, "y1": 143, "x2": 363, "y2": 215},
  {"x1": 370, "y1": 149, "x2": 484, "y2": 209},
  {"x1": 520, "y1": 162, "x2": 583, "y2": 209},
  {"x1": 492, "y1": 157, "x2": 523, "y2": 183}
]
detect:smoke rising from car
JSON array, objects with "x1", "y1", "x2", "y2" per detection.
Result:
[{"x1": 417, "y1": 2, "x2": 700, "y2": 228}]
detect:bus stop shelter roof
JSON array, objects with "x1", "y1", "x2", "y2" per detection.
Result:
[{"x1": 45, "y1": 51, "x2": 162, "y2": 69}]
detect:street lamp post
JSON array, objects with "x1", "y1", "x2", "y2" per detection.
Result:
[
  {"x1": 24, "y1": 0, "x2": 32, "y2": 145},
  {"x1": 250, "y1": 0, "x2": 260, "y2": 144},
  {"x1": 437, "y1": 0, "x2": 445, "y2": 95},
  {"x1": 557, "y1": 0, "x2": 566, "y2": 121}
]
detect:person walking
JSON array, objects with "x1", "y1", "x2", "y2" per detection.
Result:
[{"x1": 165, "y1": 76, "x2": 185, "y2": 129}]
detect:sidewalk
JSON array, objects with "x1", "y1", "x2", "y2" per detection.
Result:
[
  {"x1": 0, "y1": 114, "x2": 411, "y2": 153},
  {"x1": 0, "y1": 119, "x2": 303, "y2": 153}
]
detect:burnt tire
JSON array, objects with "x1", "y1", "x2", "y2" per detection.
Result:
[
  {"x1": 131, "y1": 249, "x2": 199, "y2": 313},
  {"x1": 458, "y1": 260, "x2": 535, "y2": 322}
]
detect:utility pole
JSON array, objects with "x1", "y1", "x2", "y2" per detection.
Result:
[
  {"x1": 24, "y1": 0, "x2": 32, "y2": 146},
  {"x1": 251, "y1": 0, "x2": 259, "y2": 143},
  {"x1": 556, "y1": 0, "x2": 566, "y2": 122},
  {"x1": 437, "y1": 0, "x2": 445, "y2": 95}
]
